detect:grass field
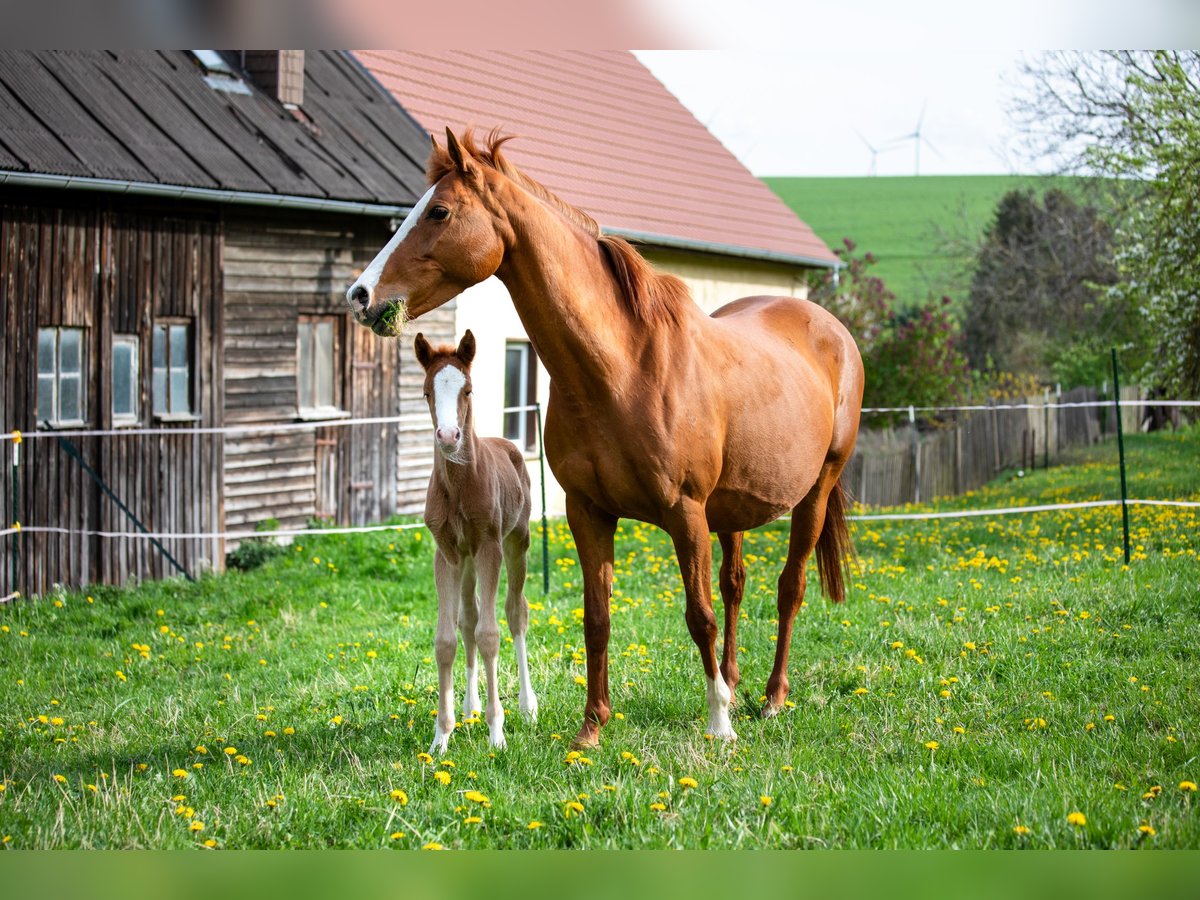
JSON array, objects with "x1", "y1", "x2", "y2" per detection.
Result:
[
  {"x1": 763, "y1": 174, "x2": 1089, "y2": 309},
  {"x1": 1, "y1": 427, "x2": 1197, "y2": 849}
]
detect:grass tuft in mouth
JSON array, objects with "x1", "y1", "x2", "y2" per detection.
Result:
[{"x1": 372, "y1": 301, "x2": 408, "y2": 337}]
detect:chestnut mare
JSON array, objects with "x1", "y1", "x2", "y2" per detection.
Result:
[
  {"x1": 414, "y1": 329, "x2": 538, "y2": 752},
  {"x1": 348, "y1": 130, "x2": 864, "y2": 749}
]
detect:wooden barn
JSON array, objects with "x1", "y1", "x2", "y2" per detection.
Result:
[{"x1": 0, "y1": 50, "x2": 440, "y2": 597}]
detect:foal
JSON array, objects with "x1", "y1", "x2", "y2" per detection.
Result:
[{"x1": 415, "y1": 329, "x2": 538, "y2": 752}]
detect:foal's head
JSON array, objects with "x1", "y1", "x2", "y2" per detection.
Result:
[{"x1": 415, "y1": 330, "x2": 476, "y2": 460}]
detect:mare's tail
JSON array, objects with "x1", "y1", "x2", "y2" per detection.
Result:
[{"x1": 815, "y1": 476, "x2": 855, "y2": 604}]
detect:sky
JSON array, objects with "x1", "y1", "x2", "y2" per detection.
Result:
[{"x1": 631, "y1": 0, "x2": 1200, "y2": 178}]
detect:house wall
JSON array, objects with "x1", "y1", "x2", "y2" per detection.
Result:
[
  {"x1": 1, "y1": 196, "x2": 223, "y2": 595},
  {"x1": 450, "y1": 250, "x2": 815, "y2": 517}
]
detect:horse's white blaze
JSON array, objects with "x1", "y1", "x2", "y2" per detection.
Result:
[
  {"x1": 432, "y1": 366, "x2": 467, "y2": 439},
  {"x1": 348, "y1": 185, "x2": 436, "y2": 300},
  {"x1": 705, "y1": 675, "x2": 737, "y2": 741}
]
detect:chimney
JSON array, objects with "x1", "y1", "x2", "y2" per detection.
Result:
[{"x1": 242, "y1": 50, "x2": 305, "y2": 107}]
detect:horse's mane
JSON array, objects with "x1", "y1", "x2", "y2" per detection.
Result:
[{"x1": 429, "y1": 129, "x2": 689, "y2": 328}]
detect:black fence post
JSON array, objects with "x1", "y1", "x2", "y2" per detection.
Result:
[
  {"x1": 8, "y1": 432, "x2": 19, "y2": 601},
  {"x1": 1110, "y1": 349, "x2": 1131, "y2": 566}
]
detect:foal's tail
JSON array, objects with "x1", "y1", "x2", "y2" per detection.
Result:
[{"x1": 816, "y1": 476, "x2": 855, "y2": 604}]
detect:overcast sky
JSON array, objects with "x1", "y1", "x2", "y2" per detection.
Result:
[{"x1": 632, "y1": 0, "x2": 1200, "y2": 178}]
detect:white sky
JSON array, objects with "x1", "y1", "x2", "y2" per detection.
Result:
[{"x1": 633, "y1": 0, "x2": 1200, "y2": 177}]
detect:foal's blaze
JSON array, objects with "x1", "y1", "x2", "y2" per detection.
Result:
[
  {"x1": 351, "y1": 129, "x2": 864, "y2": 750},
  {"x1": 414, "y1": 329, "x2": 537, "y2": 753}
]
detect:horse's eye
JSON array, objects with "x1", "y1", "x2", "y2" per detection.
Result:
[{"x1": 428, "y1": 206, "x2": 449, "y2": 221}]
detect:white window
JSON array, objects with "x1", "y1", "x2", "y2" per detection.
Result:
[
  {"x1": 297, "y1": 317, "x2": 339, "y2": 416},
  {"x1": 152, "y1": 322, "x2": 192, "y2": 417},
  {"x1": 112, "y1": 334, "x2": 139, "y2": 425},
  {"x1": 37, "y1": 327, "x2": 86, "y2": 426},
  {"x1": 503, "y1": 341, "x2": 539, "y2": 453}
]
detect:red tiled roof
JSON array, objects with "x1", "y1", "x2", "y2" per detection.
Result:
[{"x1": 353, "y1": 50, "x2": 837, "y2": 267}]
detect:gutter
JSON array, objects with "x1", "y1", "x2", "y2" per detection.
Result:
[
  {"x1": 0, "y1": 170, "x2": 411, "y2": 218},
  {"x1": 607, "y1": 227, "x2": 843, "y2": 270},
  {"x1": 1, "y1": 170, "x2": 840, "y2": 269}
]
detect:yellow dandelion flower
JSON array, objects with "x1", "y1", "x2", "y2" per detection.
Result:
[
  {"x1": 189, "y1": 821, "x2": 205, "y2": 832},
  {"x1": 224, "y1": 747, "x2": 237, "y2": 756},
  {"x1": 563, "y1": 800, "x2": 585, "y2": 818},
  {"x1": 463, "y1": 816, "x2": 482, "y2": 824},
  {"x1": 172, "y1": 769, "x2": 189, "y2": 778},
  {"x1": 421, "y1": 842, "x2": 444, "y2": 851},
  {"x1": 649, "y1": 802, "x2": 666, "y2": 811},
  {"x1": 434, "y1": 771, "x2": 452, "y2": 786},
  {"x1": 925, "y1": 741, "x2": 939, "y2": 751},
  {"x1": 115, "y1": 671, "x2": 126, "y2": 682},
  {"x1": 1013, "y1": 825, "x2": 1030, "y2": 836},
  {"x1": 1180, "y1": 781, "x2": 1197, "y2": 793},
  {"x1": 1138, "y1": 824, "x2": 1157, "y2": 836},
  {"x1": 52, "y1": 774, "x2": 67, "y2": 784},
  {"x1": 390, "y1": 789, "x2": 409, "y2": 805},
  {"x1": 1066, "y1": 812, "x2": 1087, "y2": 827},
  {"x1": 283, "y1": 727, "x2": 295, "y2": 735},
  {"x1": 195, "y1": 745, "x2": 208, "y2": 754},
  {"x1": 527, "y1": 821, "x2": 543, "y2": 830},
  {"x1": 760, "y1": 795, "x2": 773, "y2": 807},
  {"x1": 417, "y1": 752, "x2": 433, "y2": 764},
  {"x1": 464, "y1": 790, "x2": 489, "y2": 805},
  {"x1": 390, "y1": 832, "x2": 405, "y2": 840},
  {"x1": 203, "y1": 839, "x2": 217, "y2": 848},
  {"x1": 679, "y1": 777, "x2": 699, "y2": 789}
]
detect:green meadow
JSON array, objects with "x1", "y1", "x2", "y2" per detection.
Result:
[
  {"x1": 0, "y1": 427, "x2": 1197, "y2": 849},
  {"x1": 764, "y1": 174, "x2": 1092, "y2": 309}
]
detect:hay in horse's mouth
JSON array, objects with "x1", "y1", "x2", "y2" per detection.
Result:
[{"x1": 371, "y1": 300, "x2": 408, "y2": 338}]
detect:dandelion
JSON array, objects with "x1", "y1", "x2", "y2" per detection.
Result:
[
  {"x1": 52, "y1": 774, "x2": 66, "y2": 784},
  {"x1": 189, "y1": 821, "x2": 205, "y2": 832},
  {"x1": 417, "y1": 752, "x2": 433, "y2": 764},
  {"x1": 283, "y1": 727, "x2": 295, "y2": 736},
  {"x1": 463, "y1": 816, "x2": 482, "y2": 825},
  {"x1": 563, "y1": 800, "x2": 585, "y2": 818},
  {"x1": 1181, "y1": 781, "x2": 1197, "y2": 793},
  {"x1": 649, "y1": 802, "x2": 666, "y2": 811},
  {"x1": 527, "y1": 821, "x2": 543, "y2": 830},
  {"x1": 434, "y1": 771, "x2": 451, "y2": 786},
  {"x1": 224, "y1": 747, "x2": 237, "y2": 756},
  {"x1": 1013, "y1": 825, "x2": 1030, "y2": 836},
  {"x1": 679, "y1": 777, "x2": 699, "y2": 789},
  {"x1": 172, "y1": 769, "x2": 189, "y2": 779},
  {"x1": 464, "y1": 790, "x2": 490, "y2": 806},
  {"x1": 390, "y1": 789, "x2": 409, "y2": 805},
  {"x1": 390, "y1": 832, "x2": 405, "y2": 840},
  {"x1": 421, "y1": 842, "x2": 444, "y2": 851},
  {"x1": 203, "y1": 839, "x2": 217, "y2": 848},
  {"x1": 1066, "y1": 812, "x2": 1087, "y2": 827},
  {"x1": 115, "y1": 671, "x2": 126, "y2": 682},
  {"x1": 760, "y1": 795, "x2": 773, "y2": 807},
  {"x1": 925, "y1": 741, "x2": 939, "y2": 751},
  {"x1": 1138, "y1": 824, "x2": 1157, "y2": 837}
]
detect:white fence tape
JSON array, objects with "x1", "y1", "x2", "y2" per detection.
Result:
[{"x1": 2, "y1": 498, "x2": 1196, "y2": 543}]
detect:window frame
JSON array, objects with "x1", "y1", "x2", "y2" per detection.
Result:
[
  {"x1": 151, "y1": 319, "x2": 196, "y2": 421},
  {"x1": 296, "y1": 315, "x2": 348, "y2": 421},
  {"x1": 36, "y1": 326, "x2": 87, "y2": 428},
  {"x1": 503, "y1": 340, "x2": 539, "y2": 454},
  {"x1": 111, "y1": 333, "x2": 140, "y2": 427}
]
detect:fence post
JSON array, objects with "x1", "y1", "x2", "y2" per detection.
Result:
[
  {"x1": 8, "y1": 432, "x2": 19, "y2": 602},
  {"x1": 909, "y1": 406, "x2": 920, "y2": 505},
  {"x1": 1110, "y1": 349, "x2": 1131, "y2": 566},
  {"x1": 535, "y1": 402, "x2": 549, "y2": 596},
  {"x1": 1043, "y1": 389, "x2": 1050, "y2": 469}
]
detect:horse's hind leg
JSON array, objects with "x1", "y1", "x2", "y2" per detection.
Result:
[
  {"x1": 717, "y1": 531, "x2": 745, "y2": 699},
  {"x1": 503, "y1": 526, "x2": 538, "y2": 723},
  {"x1": 763, "y1": 465, "x2": 840, "y2": 717}
]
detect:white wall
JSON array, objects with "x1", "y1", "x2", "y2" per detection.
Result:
[{"x1": 454, "y1": 253, "x2": 816, "y2": 516}]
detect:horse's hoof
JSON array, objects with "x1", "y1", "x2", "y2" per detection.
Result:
[
  {"x1": 429, "y1": 734, "x2": 451, "y2": 754},
  {"x1": 760, "y1": 702, "x2": 782, "y2": 719},
  {"x1": 489, "y1": 733, "x2": 507, "y2": 750},
  {"x1": 520, "y1": 694, "x2": 539, "y2": 723},
  {"x1": 570, "y1": 726, "x2": 601, "y2": 750},
  {"x1": 706, "y1": 727, "x2": 738, "y2": 742}
]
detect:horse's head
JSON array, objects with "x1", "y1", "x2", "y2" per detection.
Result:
[
  {"x1": 414, "y1": 329, "x2": 476, "y2": 459},
  {"x1": 347, "y1": 129, "x2": 506, "y2": 337}
]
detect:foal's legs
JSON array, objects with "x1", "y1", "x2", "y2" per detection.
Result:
[
  {"x1": 431, "y1": 548, "x2": 461, "y2": 753},
  {"x1": 473, "y1": 539, "x2": 506, "y2": 748},
  {"x1": 457, "y1": 558, "x2": 482, "y2": 718},
  {"x1": 669, "y1": 501, "x2": 735, "y2": 741},
  {"x1": 566, "y1": 494, "x2": 617, "y2": 749},
  {"x1": 503, "y1": 526, "x2": 538, "y2": 722},
  {"x1": 717, "y1": 531, "x2": 746, "y2": 699},
  {"x1": 763, "y1": 465, "x2": 839, "y2": 717}
]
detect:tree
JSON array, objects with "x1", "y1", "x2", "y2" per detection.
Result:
[
  {"x1": 1011, "y1": 51, "x2": 1200, "y2": 397},
  {"x1": 963, "y1": 187, "x2": 1123, "y2": 385}
]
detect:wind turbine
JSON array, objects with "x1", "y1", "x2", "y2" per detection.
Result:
[
  {"x1": 854, "y1": 129, "x2": 891, "y2": 176},
  {"x1": 891, "y1": 101, "x2": 942, "y2": 176}
]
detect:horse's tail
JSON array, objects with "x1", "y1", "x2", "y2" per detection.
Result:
[{"x1": 815, "y1": 476, "x2": 854, "y2": 604}]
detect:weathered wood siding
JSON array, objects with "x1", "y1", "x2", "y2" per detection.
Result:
[{"x1": 1, "y1": 197, "x2": 223, "y2": 596}]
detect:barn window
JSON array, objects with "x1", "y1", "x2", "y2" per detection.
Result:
[
  {"x1": 152, "y1": 322, "x2": 193, "y2": 417},
  {"x1": 36, "y1": 327, "x2": 86, "y2": 426},
  {"x1": 503, "y1": 341, "x2": 539, "y2": 453},
  {"x1": 297, "y1": 317, "x2": 340, "y2": 416},
  {"x1": 111, "y1": 334, "x2": 139, "y2": 425}
]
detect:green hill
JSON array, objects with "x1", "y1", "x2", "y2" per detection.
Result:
[{"x1": 764, "y1": 174, "x2": 1089, "y2": 312}]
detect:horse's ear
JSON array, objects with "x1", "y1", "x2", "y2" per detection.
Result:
[
  {"x1": 455, "y1": 329, "x2": 476, "y2": 368},
  {"x1": 414, "y1": 333, "x2": 433, "y2": 370},
  {"x1": 445, "y1": 128, "x2": 475, "y2": 177},
  {"x1": 430, "y1": 132, "x2": 440, "y2": 153}
]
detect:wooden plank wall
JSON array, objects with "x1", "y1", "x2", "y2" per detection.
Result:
[{"x1": 1, "y1": 198, "x2": 222, "y2": 596}]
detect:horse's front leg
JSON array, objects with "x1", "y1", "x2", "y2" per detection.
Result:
[
  {"x1": 566, "y1": 494, "x2": 617, "y2": 749},
  {"x1": 473, "y1": 539, "x2": 506, "y2": 748},
  {"x1": 667, "y1": 500, "x2": 736, "y2": 741},
  {"x1": 430, "y1": 548, "x2": 461, "y2": 754}
]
